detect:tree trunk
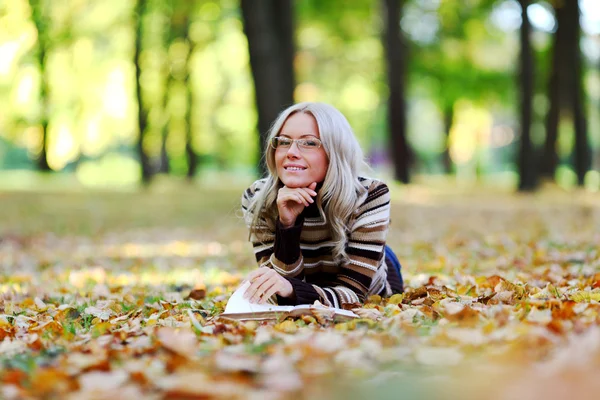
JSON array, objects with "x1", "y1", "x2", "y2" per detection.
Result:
[
  {"x1": 241, "y1": 0, "x2": 295, "y2": 177},
  {"x1": 442, "y1": 104, "x2": 453, "y2": 174},
  {"x1": 134, "y1": 0, "x2": 152, "y2": 185},
  {"x1": 517, "y1": 0, "x2": 537, "y2": 191},
  {"x1": 180, "y1": 11, "x2": 197, "y2": 180},
  {"x1": 29, "y1": 0, "x2": 51, "y2": 172},
  {"x1": 541, "y1": 0, "x2": 590, "y2": 184},
  {"x1": 540, "y1": 1, "x2": 565, "y2": 179},
  {"x1": 158, "y1": 129, "x2": 170, "y2": 174},
  {"x1": 382, "y1": 0, "x2": 410, "y2": 183},
  {"x1": 565, "y1": 0, "x2": 590, "y2": 185},
  {"x1": 158, "y1": 5, "x2": 174, "y2": 176}
]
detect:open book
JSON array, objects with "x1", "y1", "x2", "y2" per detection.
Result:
[{"x1": 220, "y1": 281, "x2": 358, "y2": 321}]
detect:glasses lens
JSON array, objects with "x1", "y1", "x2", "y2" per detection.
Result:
[
  {"x1": 299, "y1": 139, "x2": 321, "y2": 149},
  {"x1": 273, "y1": 137, "x2": 293, "y2": 148}
]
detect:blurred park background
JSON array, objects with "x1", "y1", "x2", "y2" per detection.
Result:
[
  {"x1": 2, "y1": 3, "x2": 600, "y2": 397},
  {"x1": 0, "y1": 0, "x2": 598, "y2": 192}
]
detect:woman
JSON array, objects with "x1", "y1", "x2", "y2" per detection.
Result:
[{"x1": 241, "y1": 102, "x2": 404, "y2": 308}]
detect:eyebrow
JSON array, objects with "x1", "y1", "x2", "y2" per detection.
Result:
[{"x1": 278, "y1": 134, "x2": 320, "y2": 139}]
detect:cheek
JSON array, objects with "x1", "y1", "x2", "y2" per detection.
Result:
[
  {"x1": 312, "y1": 153, "x2": 329, "y2": 179},
  {"x1": 274, "y1": 152, "x2": 285, "y2": 168}
]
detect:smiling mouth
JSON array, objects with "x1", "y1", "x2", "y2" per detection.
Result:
[{"x1": 285, "y1": 167, "x2": 306, "y2": 171}]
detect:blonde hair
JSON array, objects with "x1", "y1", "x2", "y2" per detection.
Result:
[{"x1": 246, "y1": 102, "x2": 369, "y2": 262}]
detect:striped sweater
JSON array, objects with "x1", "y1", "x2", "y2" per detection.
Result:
[{"x1": 241, "y1": 177, "x2": 402, "y2": 308}]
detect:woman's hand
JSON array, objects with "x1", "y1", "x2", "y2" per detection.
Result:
[
  {"x1": 244, "y1": 267, "x2": 294, "y2": 304},
  {"x1": 277, "y1": 182, "x2": 318, "y2": 228}
]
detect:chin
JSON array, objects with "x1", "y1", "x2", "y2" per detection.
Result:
[{"x1": 280, "y1": 175, "x2": 311, "y2": 188}]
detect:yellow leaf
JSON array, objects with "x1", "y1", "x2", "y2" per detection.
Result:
[
  {"x1": 301, "y1": 315, "x2": 317, "y2": 325},
  {"x1": 367, "y1": 295, "x2": 382, "y2": 304},
  {"x1": 275, "y1": 320, "x2": 297, "y2": 334},
  {"x1": 34, "y1": 297, "x2": 47, "y2": 311},
  {"x1": 387, "y1": 293, "x2": 404, "y2": 305},
  {"x1": 570, "y1": 291, "x2": 600, "y2": 302},
  {"x1": 335, "y1": 322, "x2": 350, "y2": 332},
  {"x1": 352, "y1": 318, "x2": 378, "y2": 328}
]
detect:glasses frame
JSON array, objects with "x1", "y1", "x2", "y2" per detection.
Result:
[{"x1": 270, "y1": 136, "x2": 323, "y2": 152}]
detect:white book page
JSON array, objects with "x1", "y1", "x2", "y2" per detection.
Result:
[
  {"x1": 224, "y1": 282, "x2": 359, "y2": 319},
  {"x1": 223, "y1": 281, "x2": 293, "y2": 314}
]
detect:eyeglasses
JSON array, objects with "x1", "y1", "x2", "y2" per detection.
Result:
[{"x1": 270, "y1": 136, "x2": 322, "y2": 151}]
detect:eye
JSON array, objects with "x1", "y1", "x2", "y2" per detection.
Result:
[
  {"x1": 273, "y1": 137, "x2": 292, "y2": 147},
  {"x1": 301, "y1": 139, "x2": 320, "y2": 148},
  {"x1": 278, "y1": 137, "x2": 293, "y2": 146}
]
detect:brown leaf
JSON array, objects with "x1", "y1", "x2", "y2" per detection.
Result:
[
  {"x1": 2, "y1": 369, "x2": 27, "y2": 386},
  {"x1": 444, "y1": 303, "x2": 480, "y2": 325},
  {"x1": 187, "y1": 288, "x2": 206, "y2": 300},
  {"x1": 156, "y1": 327, "x2": 198, "y2": 358},
  {"x1": 342, "y1": 302, "x2": 361, "y2": 310},
  {"x1": 403, "y1": 286, "x2": 428, "y2": 303}
]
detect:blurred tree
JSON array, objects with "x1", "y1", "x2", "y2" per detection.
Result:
[
  {"x1": 383, "y1": 0, "x2": 410, "y2": 183},
  {"x1": 517, "y1": 0, "x2": 537, "y2": 191},
  {"x1": 408, "y1": 0, "x2": 512, "y2": 176},
  {"x1": 442, "y1": 104, "x2": 454, "y2": 174},
  {"x1": 172, "y1": 2, "x2": 198, "y2": 180},
  {"x1": 541, "y1": 0, "x2": 590, "y2": 185},
  {"x1": 567, "y1": 0, "x2": 591, "y2": 186},
  {"x1": 134, "y1": 0, "x2": 152, "y2": 184},
  {"x1": 241, "y1": 0, "x2": 295, "y2": 176},
  {"x1": 158, "y1": 22, "x2": 172, "y2": 176},
  {"x1": 158, "y1": 0, "x2": 197, "y2": 179},
  {"x1": 28, "y1": 0, "x2": 51, "y2": 172}
]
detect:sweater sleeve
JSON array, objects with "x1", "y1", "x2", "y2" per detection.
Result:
[
  {"x1": 294, "y1": 181, "x2": 391, "y2": 307},
  {"x1": 241, "y1": 180, "x2": 305, "y2": 279}
]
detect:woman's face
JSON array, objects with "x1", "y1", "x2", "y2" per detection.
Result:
[{"x1": 275, "y1": 112, "x2": 329, "y2": 188}]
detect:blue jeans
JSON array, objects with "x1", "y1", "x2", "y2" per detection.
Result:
[{"x1": 384, "y1": 245, "x2": 404, "y2": 291}]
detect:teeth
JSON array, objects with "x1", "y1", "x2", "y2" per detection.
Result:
[{"x1": 286, "y1": 167, "x2": 304, "y2": 171}]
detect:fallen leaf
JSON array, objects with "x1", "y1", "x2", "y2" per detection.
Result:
[{"x1": 156, "y1": 327, "x2": 197, "y2": 358}]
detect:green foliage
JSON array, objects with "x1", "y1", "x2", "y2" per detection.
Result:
[{"x1": 0, "y1": 0, "x2": 597, "y2": 182}]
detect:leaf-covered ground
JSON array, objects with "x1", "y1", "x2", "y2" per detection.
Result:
[{"x1": 1, "y1": 183, "x2": 600, "y2": 399}]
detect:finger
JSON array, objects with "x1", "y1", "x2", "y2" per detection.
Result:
[
  {"x1": 244, "y1": 267, "x2": 267, "y2": 284},
  {"x1": 258, "y1": 282, "x2": 280, "y2": 304},
  {"x1": 255, "y1": 276, "x2": 279, "y2": 304},
  {"x1": 246, "y1": 270, "x2": 273, "y2": 299},
  {"x1": 303, "y1": 183, "x2": 318, "y2": 197},
  {"x1": 296, "y1": 188, "x2": 315, "y2": 203},
  {"x1": 279, "y1": 191, "x2": 306, "y2": 206},
  {"x1": 244, "y1": 269, "x2": 270, "y2": 299},
  {"x1": 250, "y1": 274, "x2": 277, "y2": 303},
  {"x1": 296, "y1": 193, "x2": 309, "y2": 207},
  {"x1": 285, "y1": 186, "x2": 316, "y2": 199},
  {"x1": 282, "y1": 192, "x2": 307, "y2": 207}
]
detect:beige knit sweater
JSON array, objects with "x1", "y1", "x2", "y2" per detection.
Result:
[{"x1": 242, "y1": 177, "x2": 401, "y2": 307}]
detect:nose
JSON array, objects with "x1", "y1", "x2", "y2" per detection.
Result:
[{"x1": 286, "y1": 141, "x2": 302, "y2": 158}]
